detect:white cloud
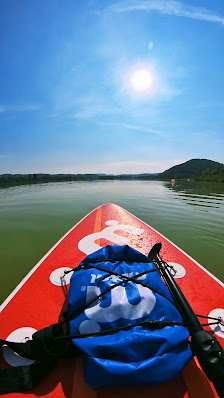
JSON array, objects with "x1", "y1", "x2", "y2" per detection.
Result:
[{"x1": 107, "y1": 0, "x2": 224, "y2": 25}]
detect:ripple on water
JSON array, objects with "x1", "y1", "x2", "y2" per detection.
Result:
[{"x1": 0, "y1": 180, "x2": 224, "y2": 304}]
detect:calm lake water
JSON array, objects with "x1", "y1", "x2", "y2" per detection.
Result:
[{"x1": 0, "y1": 180, "x2": 224, "y2": 304}]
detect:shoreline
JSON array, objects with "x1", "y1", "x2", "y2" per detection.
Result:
[{"x1": 0, "y1": 176, "x2": 223, "y2": 189}]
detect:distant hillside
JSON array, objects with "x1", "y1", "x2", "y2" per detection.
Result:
[
  {"x1": 1, "y1": 159, "x2": 223, "y2": 187},
  {"x1": 195, "y1": 165, "x2": 224, "y2": 182},
  {"x1": 160, "y1": 159, "x2": 223, "y2": 179}
]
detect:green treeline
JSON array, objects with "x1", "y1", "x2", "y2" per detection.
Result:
[
  {"x1": 0, "y1": 173, "x2": 155, "y2": 187},
  {"x1": 0, "y1": 159, "x2": 223, "y2": 187},
  {"x1": 0, "y1": 174, "x2": 110, "y2": 187},
  {"x1": 194, "y1": 166, "x2": 224, "y2": 182}
]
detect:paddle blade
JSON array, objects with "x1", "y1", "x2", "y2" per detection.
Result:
[{"x1": 148, "y1": 243, "x2": 162, "y2": 259}]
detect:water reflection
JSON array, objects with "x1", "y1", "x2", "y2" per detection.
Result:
[
  {"x1": 165, "y1": 180, "x2": 224, "y2": 210},
  {"x1": 0, "y1": 179, "x2": 224, "y2": 304}
]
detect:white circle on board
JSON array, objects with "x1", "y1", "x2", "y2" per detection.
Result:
[
  {"x1": 79, "y1": 320, "x2": 101, "y2": 335},
  {"x1": 105, "y1": 220, "x2": 119, "y2": 226},
  {"x1": 167, "y1": 262, "x2": 186, "y2": 279},
  {"x1": 50, "y1": 267, "x2": 73, "y2": 286},
  {"x1": 208, "y1": 308, "x2": 224, "y2": 339},
  {"x1": 3, "y1": 327, "x2": 37, "y2": 367}
]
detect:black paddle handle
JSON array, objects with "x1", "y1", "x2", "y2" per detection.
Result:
[{"x1": 149, "y1": 243, "x2": 224, "y2": 397}]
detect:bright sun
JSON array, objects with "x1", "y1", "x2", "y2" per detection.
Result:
[{"x1": 130, "y1": 69, "x2": 152, "y2": 92}]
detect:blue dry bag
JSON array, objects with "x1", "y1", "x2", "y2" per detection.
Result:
[{"x1": 68, "y1": 245, "x2": 192, "y2": 389}]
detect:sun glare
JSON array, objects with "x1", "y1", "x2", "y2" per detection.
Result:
[{"x1": 130, "y1": 69, "x2": 152, "y2": 92}]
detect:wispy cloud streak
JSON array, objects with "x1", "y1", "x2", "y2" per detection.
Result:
[
  {"x1": 98, "y1": 121, "x2": 165, "y2": 136},
  {"x1": 107, "y1": 0, "x2": 224, "y2": 25},
  {"x1": 71, "y1": 96, "x2": 122, "y2": 120},
  {"x1": 0, "y1": 104, "x2": 41, "y2": 114}
]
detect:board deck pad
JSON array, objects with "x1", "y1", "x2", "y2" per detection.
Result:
[{"x1": 0, "y1": 203, "x2": 223, "y2": 397}]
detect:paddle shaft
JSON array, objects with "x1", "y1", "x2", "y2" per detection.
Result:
[
  {"x1": 149, "y1": 243, "x2": 224, "y2": 397},
  {"x1": 156, "y1": 253, "x2": 203, "y2": 335}
]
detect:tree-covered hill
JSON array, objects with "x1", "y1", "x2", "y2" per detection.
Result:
[
  {"x1": 195, "y1": 166, "x2": 224, "y2": 182},
  {"x1": 160, "y1": 159, "x2": 223, "y2": 179}
]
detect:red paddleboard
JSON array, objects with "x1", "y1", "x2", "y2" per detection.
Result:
[{"x1": 0, "y1": 203, "x2": 223, "y2": 397}]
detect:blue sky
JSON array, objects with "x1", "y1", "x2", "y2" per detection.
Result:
[{"x1": 0, "y1": 0, "x2": 224, "y2": 174}]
